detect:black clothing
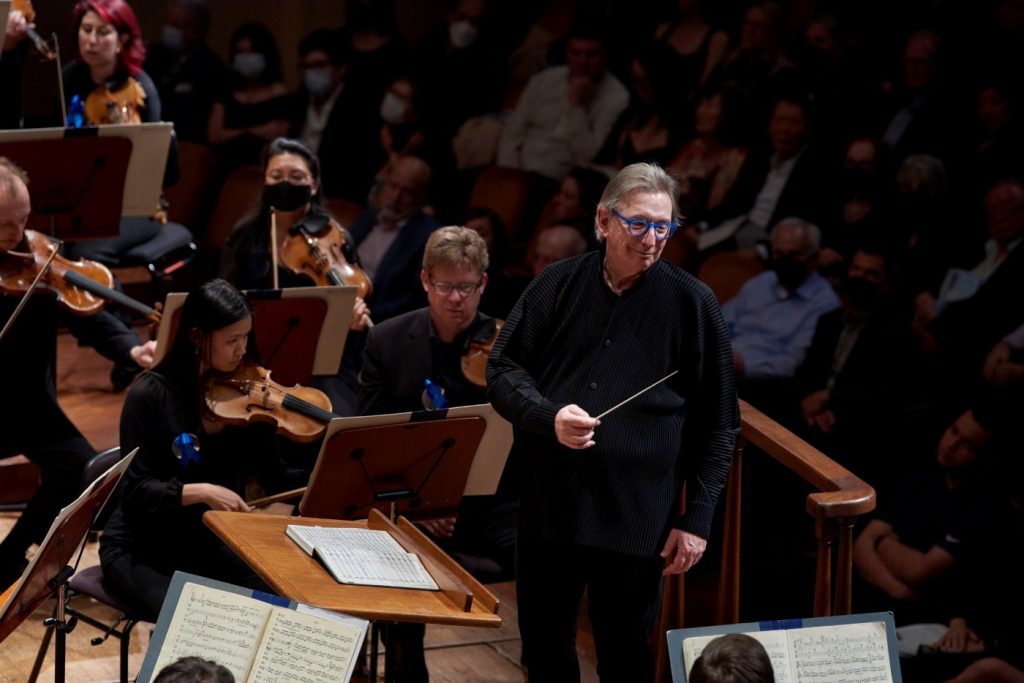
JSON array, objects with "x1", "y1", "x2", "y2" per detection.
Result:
[
  {"x1": 488, "y1": 252, "x2": 738, "y2": 552},
  {"x1": 61, "y1": 61, "x2": 161, "y2": 123},
  {"x1": 0, "y1": 293, "x2": 139, "y2": 579},
  {"x1": 144, "y1": 41, "x2": 227, "y2": 144},
  {"x1": 214, "y1": 91, "x2": 292, "y2": 170},
  {"x1": 487, "y1": 251, "x2": 738, "y2": 681},
  {"x1": 99, "y1": 371, "x2": 308, "y2": 619}
]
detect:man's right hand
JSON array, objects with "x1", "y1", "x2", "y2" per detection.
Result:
[
  {"x1": 555, "y1": 404, "x2": 598, "y2": 449},
  {"x1": 182, "y1": 483, "x2": 251, "y2": 512}
]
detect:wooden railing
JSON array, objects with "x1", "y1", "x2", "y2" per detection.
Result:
[{"x1": 656, "y1": 399, "x2": 876, "y2": 679}]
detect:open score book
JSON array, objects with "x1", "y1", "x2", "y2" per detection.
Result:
[
  {"x1": 139, "y1": 576, "x2": 368, "y2": 683},
  {"x1": 286, "y1": 524, "x2": 439, "y2": 590},
  {"x1": 682, "y1": 620, "x2": 894, "y2": 683}
]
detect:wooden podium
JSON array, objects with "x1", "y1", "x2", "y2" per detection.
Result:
[{"x1": 203, "y1": 509, "x2": 500, "y2": 627}]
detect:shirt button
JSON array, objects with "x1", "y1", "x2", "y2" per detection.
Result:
[
  {"x1": 590, "y1": 382, "x2": 598, "y2": 390},
  {"x1": 604, "y1": 339, "x2": 611, "y2": 347}
]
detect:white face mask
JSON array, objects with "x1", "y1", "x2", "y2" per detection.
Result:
[
  {"x1": 161, "y1": 24, "x2": 184, "y2": 52},
  {"x1": 379, "y1": 91, "x2": 408, "y2": 125},
  {"x1": 304, "y1": 68, "x2": 335, "y2": 97},
  {"x1": 448, "y1": 19, "x2": 478, "y2": 49},
  {"x1": 232, "y1": 52, "x2": 266, "y2": 79}
]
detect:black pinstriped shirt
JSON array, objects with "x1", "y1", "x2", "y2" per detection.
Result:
[{"x1": 486, "y1": 251, "x2": 739, "y2": 557}]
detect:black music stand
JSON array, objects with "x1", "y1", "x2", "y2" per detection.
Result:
[
  {"x1": 299, "y1": 404, "x2": 512, "y2": 521},
  {"x1": 0, "y1": 136, "x2": 131, "y2": 240},
  {"x1": 152, "y1": 286, "x2": 355, "y2": 386},
  {"x1": 0, "y1": 449, "x2": 136, "y2": 683}
]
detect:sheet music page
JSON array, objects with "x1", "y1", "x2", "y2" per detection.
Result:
[
  {"x1": 287, "y1": 525, "x2": 438, "y2": 589},
  {"x1": 683, "y1": 630, "x2": 792, "y2": 683},
  {"x1": 247, "y1": 607, "x2": 364, "y2": 683},
  {"x1": 789, "y1": 622, "x2": 892, "y2": 683},
  {"x1": 149, "y1": 583, "x2": 272, "y2": 683}
]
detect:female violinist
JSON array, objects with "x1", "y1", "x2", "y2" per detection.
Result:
[
  {"x1": 63, "y1": 0, "x2": 159, "y2": 125},
  {"x1": 60, "y1": 0, "x2": 170, "y2": 266},
  {"x1": 0, "y1": 157, "x2": 155, "y2": 589},
  {"x1": 219, "y1": 138, "x2": 371, "y2": 415},
  {"x1": 100, "y1": 279, "x2": 312, "y2": 620}
]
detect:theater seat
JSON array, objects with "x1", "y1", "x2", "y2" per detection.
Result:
[{"x1": 697, "y1": 250, "x2": 764, "y2": 305}]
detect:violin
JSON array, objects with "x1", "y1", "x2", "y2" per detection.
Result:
[
  {"x1": 276, "y1": 212, "x2": 373, "y2": 299},
  {"x1": 83, "y1": 77, "x2": 145, "y2": 125},
  {"x1": 461, "y1": 317, "x2": 503, "y2": 389},
  {"x1": 12, "y1": 0, "x2": 56, "y2": 60},
  {"x1": 204, "y1": 362, "x2": 338, "y2": 443},
  {"x1": 0, "y1": 229, "x2": 161, "y2": 323}
]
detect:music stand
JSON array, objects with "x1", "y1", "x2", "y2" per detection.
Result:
[
  {"x1": 151, "y1": 286, "x2": 355, "y2": 385},
  {"x1": 0, "y1": 124, "x2": 172, "y2": 222},
  {"x1": 0, "y1": 449, "x2": 136, "y2": 683},
  {"x1": 299, "y1": 404, "x2": 513, "y2": 521}
]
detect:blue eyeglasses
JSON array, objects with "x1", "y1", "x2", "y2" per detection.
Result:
[{"x1": 612, "y1": 210, "x2": 678, "y2": 241}]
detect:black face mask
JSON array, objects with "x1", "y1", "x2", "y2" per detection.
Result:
[
  {"x1": 772, "y1": 256, "x2": 808, "y2": 291},
  {"x1": 843, "y1": 276, "x2": 882, "y2": 312},
  {"x1": 263, "y1": 181, "x2": 312, "y2": 212}
]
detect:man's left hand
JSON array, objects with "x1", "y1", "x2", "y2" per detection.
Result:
[{"x1": 660, "y1": 529, "x2": 706, "y2": 576}]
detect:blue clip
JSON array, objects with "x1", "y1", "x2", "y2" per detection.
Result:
[
  {"x1": 172, "y1": 433, "x2": 202, "y2": 470},
  {"x1": 66, "y1": 95, "x2": 85, "y2": 129},
  {"x1": 422, "y1": 379, "x2": 448, "y2": 411}
]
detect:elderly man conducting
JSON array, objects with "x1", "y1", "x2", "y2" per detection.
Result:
[{"x1": 487, "y1": 162, "x2": 738, "y2": 682}]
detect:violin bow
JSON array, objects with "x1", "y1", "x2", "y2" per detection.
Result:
[{"x1": 0, "y1": 240, "x2": 60, "y2": 345}]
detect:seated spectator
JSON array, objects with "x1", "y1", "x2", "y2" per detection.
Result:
[
  {"x1": 689, "y1": 633, "x2": 775, "y2": 683},
  {"x1": 530, "y1": 224, "x2": 588, "y2": 276},
  {"x1": 536, "y1": 166, "x2": 609, "y2": 240},
  {"x1": 668, "y1": 84, "x2": 750, "y2": 223},
  {"x1": 207, "y1": 22, "x2": 291, "y2": 173},
  {"x1": 852, "y1": 409, "x2": 1000, "y2": 625},
  {"x1": 651, "y1": 0, "x2": 729, "y2": 105},
  {"x1": 723, "y1": 218, "x2": 840, "y2": 393},
  {"x1": 795, "y1": 243, "x2": 932, "y2": 496},
  {"x1": 416, "y1": 0, "x2": 502, "y2": 143},
  {"x1": 289, "y1": 28, "x2": 375, "y2": 202},
  {"x1": 144, "y1": 0, "x2": 226, "y2": 144},
  {"x1": 699, "y1": 94, "x2": 831, "y2": 253},
  {"x1": 963, "y1": 79, "x2": 1024, "y2": 210},
  {"x1": 352, "y1": 155, "x2": 441, "y2": 324},
  {"x1": 154, "y1": 657, "x2": 234, "y2": 683},
  {"x1": 597, "y1": 43, "x2": 688, "y2": 170},
  {"x1": 878, "y1": 30, "x2": 965, "y2": 167},
  {"x1": 497, "y1": 21, "x2": 629, "y2": 183},
  {"x1": 817, "y1": 135, "x2": 887, "y2": 280},
  {"x1": 920, "y1": 179, "x2": 1024, "y2": 403},
  {"x1": 715, "y1": 2, "x2": 787, "y2": 106},
  {"x1": 344, "y1": 0, "x2": 411, "y2": 107}
]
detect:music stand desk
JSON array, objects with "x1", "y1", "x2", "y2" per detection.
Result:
[{"x1": 204, "y1": 511, "x2": 501, "y2": 628}]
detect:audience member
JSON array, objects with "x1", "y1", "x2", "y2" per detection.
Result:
[
  {"x1": 795, "y1": 244, "x2": 932, "y2": 496},
  {"x1": 597, "y1": 43, "x2": 687, "y2": 170},
  {"x1": 144, "y1": 0, "x2": 226, "y2": 144},
  {"x1": 207, "y1": 22, "x2": 291, "y2": 172},
  {"x1": 497, "y1": 21, "x2": 628, "y2": 183},
  {"x1": 352, "y1": 155, "x2": 441, "y2": 323},
  {"x1": 1, "y1": 1, "x2": 31, "y2": 128},
  {"x1": 416, "y1": 0, "x2": 502, "y2": 143},
  {"x1": 701, "y1": 95, "x2": 831, "y2": 252},
  {"x1": 879, "y1": 30, "x2": 964, "y2": 166},
  {"x1": 530, "y1": 224, "x2": 588, "y2": 277},
  {"x1": 921, "y1": 179, "x2": 1024, "y2": 404},
  {"x1": 289, "y1": 28, "x2": 376, "y2": 203},
  {"x1": 652, "y1": 0, "x2": 729, "y2": 105},
  {"x1": 153, "y1": 657, "x2": 234, "y2": 683},
  {"x1": 344, "y1": 0, "x2": 411, "y2": 104},
  {"x1": 715, "y1": 2, "x2": 787, "y2": 106},
  {"x1": 852, "y1": 409, "x2": 1000, "y2": 625},
  {"x1": 722, "y1": 218, "x2": 840, "y2": 393},
  {"x1": 669, "y1": 84, "x2": 750, "y2": 222},
  {"x1": 536, "y1": 166, "x2": 609, "y2": 239},
  {"x1": 688, "y1": 633, "x2": 775, "y2": 683}
]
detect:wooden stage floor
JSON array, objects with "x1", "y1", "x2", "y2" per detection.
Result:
[{"x1": 0, "y1": 332, "x2": 600, "y2": 682}]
